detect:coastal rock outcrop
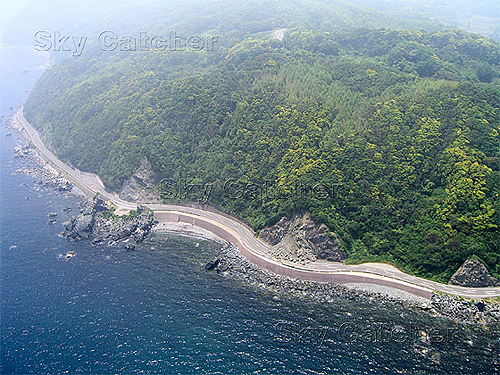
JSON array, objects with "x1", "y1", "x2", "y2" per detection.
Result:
[
  {"x1": 259, "y1": 212, "x2": 346, "y2": 264},
  {"x1": 449, "y1": 258, "x2": 500, "y2": 287},
  {"x1": 61, "y1": 197, "x2": 158, "y2": 244},
  {"x1": 61, "y1": 197, "x2": 106, "y2": 241}
]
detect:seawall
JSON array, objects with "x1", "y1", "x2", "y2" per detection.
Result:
[{"x1": 154, "y1": 211, "x2": 434, "y2": 300}]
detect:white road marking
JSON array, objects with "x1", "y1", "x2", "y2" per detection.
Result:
[{"x1": 16, "y1": 108, "x2": 500, "y2": 300}]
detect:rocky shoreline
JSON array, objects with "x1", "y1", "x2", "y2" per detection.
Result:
[
  {"x1": 14, "y1": 144, "x2": 74, "y2": 194},
  {"x1": 9, "y1": 120, "x2": 500, "y2": 328},
  {"x1": 206, "y1": 245, "x2": 500, "y2": 327},
  {"x1": 11, "y1": 128, "x2": 157, "y2": 251},
  {"x1": 60, "y1": 197, "x2": 157, "y2": 250}
]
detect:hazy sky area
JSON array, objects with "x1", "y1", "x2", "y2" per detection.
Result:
[
  {"x1": 352, "y1": 0, "x2": 499, "y2": 39},
  {"x1": 1, "y1": 0, "x2": 499, "y2": 47},
  {"x1": 0, "y1": 0, "x2": 105, "y2": 44},
  {"x1": 0, "y1": 0, "x2": 163, "y2": 45},
  {"x1": 0, "y1": 0, "x2": 30, "y2": 42}
]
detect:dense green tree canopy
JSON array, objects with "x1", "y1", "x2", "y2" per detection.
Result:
[{"x1": 25, "y1": 1, "x2": 500, "y2": 283}]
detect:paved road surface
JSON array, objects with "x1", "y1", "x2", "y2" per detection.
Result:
[{"x1": 15, "y1": 108, "x2": 500, "y2": 300}]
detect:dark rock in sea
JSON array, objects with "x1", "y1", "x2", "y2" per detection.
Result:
[
  {"x1": 205, "y1": 257, "x2": 220, "y2": 271},
  {"x1": 258, "y1": 211, "x2": 347, "y2": 264},
  {"x1": 13, "y1": 145, "x2": 29, "y2": 158},
  {"x1": 91, "y1": 236, "x2": 106, "y2": 245},
  {"x1": 38, "y1": 175, "x2": 72, "y2": 192},
  {"x1": 449, "y1": 258, "x2": 500, "y2": 287},
  {"x1": 59, "y1": 251, "x2": 76, "y2": 260},
  {"x1": 124, "y1": 243, "x2": 136, "y2": 251}
]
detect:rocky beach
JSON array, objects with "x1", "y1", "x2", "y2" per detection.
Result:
[
  {"x1": 8, "y1": 117, "x2": 500, "y2": 328},
  {"x1": 206, "y1": 244, "x2": 500, "y2": 327}
]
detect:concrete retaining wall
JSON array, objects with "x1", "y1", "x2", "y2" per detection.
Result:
[{"x1": 154, "y1": 211, "x2": 433, "y2": 300}]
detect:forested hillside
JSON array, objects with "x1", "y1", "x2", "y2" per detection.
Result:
[{"x1": 24, "y1": 0, "x2": 499, "y2": 282}]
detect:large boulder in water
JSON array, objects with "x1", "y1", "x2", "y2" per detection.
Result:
[{"x1": 449, "y1": 258, "x2": 500, "y2": 287}]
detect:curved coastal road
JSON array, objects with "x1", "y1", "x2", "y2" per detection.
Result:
[{"x1": 15, "y1": 108, "x2": 500, "y2": 300}]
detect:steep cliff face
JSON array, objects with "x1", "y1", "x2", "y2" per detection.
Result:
[
  {"x1": 449, "y1": 258, "x2": 500, "y2": 287},
  {"x1": 118, "y1": 158, "x2": 161, "y2": 204},
  {"x1": 259, "y1": 212, "x2": 347, "y2": 264}
]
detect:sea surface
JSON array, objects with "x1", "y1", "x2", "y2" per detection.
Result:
[{"x1": 1, "y1": 45, "x2": 499, "y2": 375}]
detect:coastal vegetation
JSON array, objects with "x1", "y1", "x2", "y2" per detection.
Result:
[{"x1": 24, "y1": 0, "x2": 500, "y2": 283}]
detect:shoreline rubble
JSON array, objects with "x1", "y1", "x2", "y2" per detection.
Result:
[
  {"x1": 206, "y1": 245, "x2": 500, "y2": 326},
  {"x1": 7, "y1": 117, "x2": 500, "y2": 327}
]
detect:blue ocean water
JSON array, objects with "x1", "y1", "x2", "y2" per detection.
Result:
[{"x1": 1, "y1": 46, "x2": 499, "y2": 375}]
